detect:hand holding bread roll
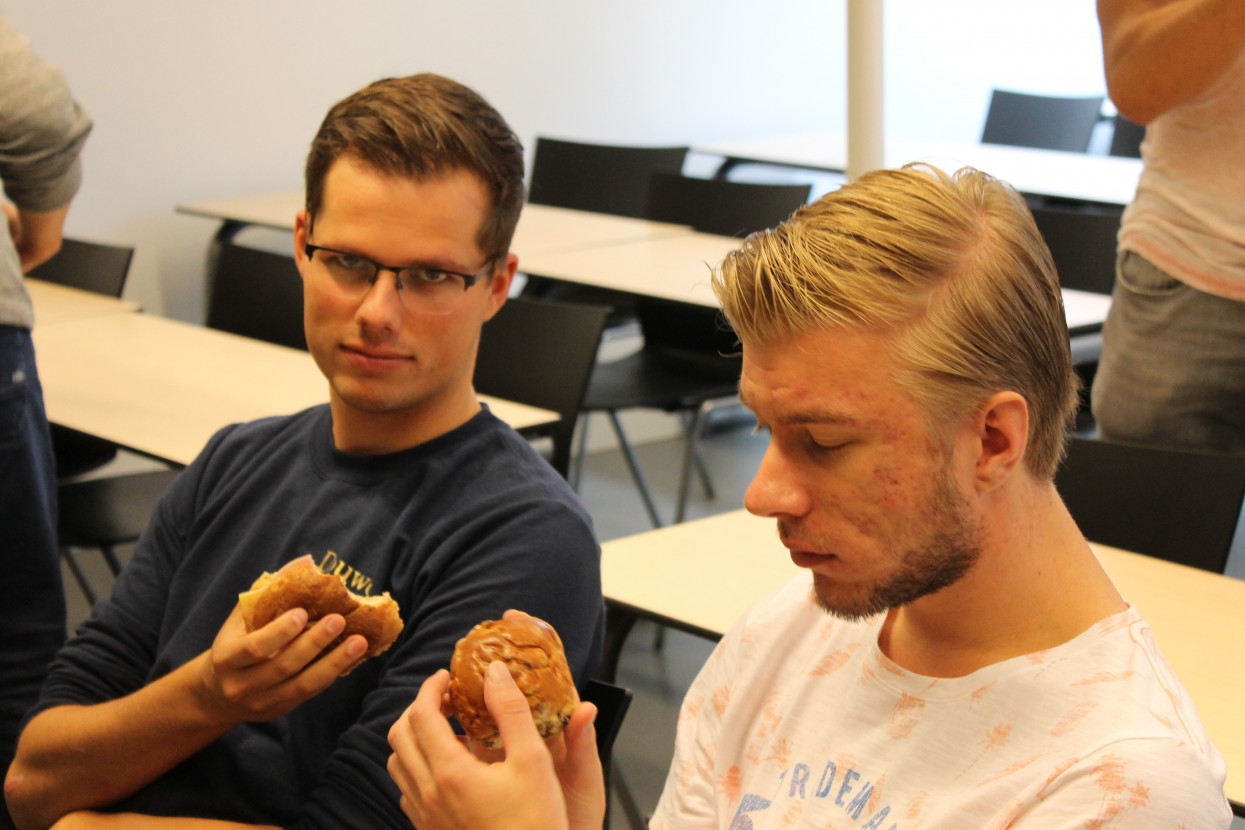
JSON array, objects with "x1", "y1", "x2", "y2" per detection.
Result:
[
  {"x1": 238, "y1": 555, "x2": 404, "y2": 668},
  {"x1": 447, "y1": 614, "x2": 579, "y2": 749}
]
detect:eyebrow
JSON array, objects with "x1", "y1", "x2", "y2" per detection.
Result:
[
  {"x1": 739, "y1": 388, "x2": 862, "y2": 428},
  {"x1": 317, "y1": 244, "x2": 473, "y2": 273}
]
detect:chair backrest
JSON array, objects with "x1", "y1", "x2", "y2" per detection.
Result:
[
  {"x1": 580, "y1": 678, "x2": 633, "y2": 795},
  {"x1": 474, "y1": 296, "x2": 610, "y2": 478},
  {"x1": 981, "y1": 90, "x2": 1106, "y2": 153},
  {"x1": 27, "y1": 237, "x2": 134, "y2": 297},
  {"x1": 1108, "y1": 114, "x2": 1145, "y2": 158},
  {"x1": 528, "y1": 137, "x2": 689, "y2": 220},
  {"x1": 205, "y1": 243, "x2": 307, "y2": 351},
  {"x1": 635, "y1": 298, "x2": 741, "y2": 379},
  {"x1": 644, "y1": 173, "x2": 811, "y2": 238},
  {"x1": 1029, "y1": 202, "x2": 1122, "y2": 295},
  {"x1": 1055, "y1": 435, "x2": 1245, "y2": 573}
]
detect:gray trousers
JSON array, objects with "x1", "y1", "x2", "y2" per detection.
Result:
[{"x1": 1092, "y1": 251, "x2": 1245, "y2": 453}]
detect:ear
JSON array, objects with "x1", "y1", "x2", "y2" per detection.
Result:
[
  {"x1": 964, "y1": 391, "x2": 1029, "y2": 491},
  {"x1": 292, "y1": 210, "x2": 312, "y2": 273},
  {"x1": 482, "y1": 252, "x2": 518, "y2": 322}
]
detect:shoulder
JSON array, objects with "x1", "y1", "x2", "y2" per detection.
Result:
[
  {"x1": 192, "y1": 406, "x2": 323, "y2": 471},
  {"x1": 158, "y1": 407, "x2": 325, "y2": 511},
  {"x1": 439, "y1": 411, "x2": 594, "y2": 523},
  {"x1": 1036, "y1": 733, "x2": 1231, "y2": 824}
]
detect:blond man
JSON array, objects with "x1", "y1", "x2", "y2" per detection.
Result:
[{"x1": 388, "y1": 164, "x2": 1230, "y2": 829}]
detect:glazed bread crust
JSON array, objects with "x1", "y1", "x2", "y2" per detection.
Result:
[{"x1": 447, "y1": 616, "x2": 578, "y2": 749}]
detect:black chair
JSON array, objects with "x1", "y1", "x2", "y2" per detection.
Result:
[
  {"x1": 645, "y1": 172, "x2": 810, "y2": 238},
  {"x1": 205, "y1": 243, "x2": 306, "y2": 350},
  {"x1": 574, "y1": 176, "x2": 809, "y2": 527},
  {"x1": 1029, "y1": 201, "x2": 1122, "y2": 432},
  {"x1": 1030, "y1": 201, "x2": 1122, "y2": 296},
  {"x1": 474, "y1": 296, "x2": 610, "y2": 479},
  {"x1": 28, "y1": 238, "x2": 136, "y2": 478},
  {"x1": 27, "y1": 236, "x2": 134, "y2": 297},
  {"x1": 580, "y1": 679, "x2": 637, "y2": 829},
  {"x1": 1056, "y1": 435, "x2": 1245, "y2": 573},
  {"x1": 523, "y1": 137, "x2": 690, "y2": 321},
  {"x1": 577, "y1": 301, "x2": 741, "y2": 527},
  {"x1": 56, "y1": 468, "x2": 181, "y2": 604},
  {"x1": 1109, "y1": 114, "x2": 1145, "y2": 158},
  {"x1": 981, "y1": 90, "x2": 1106, "y2": 153},
  {"x1": 58, "y1": 241, "x2": 304, "y2": 606},
  {"x1": 528, "y1": 137, "x2": 690, "y2": 220}
]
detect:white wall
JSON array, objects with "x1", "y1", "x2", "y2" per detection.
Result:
[
  {"x1": 884, "y1": 1, "x2": 1107, "y2": 144},
  {"x1": 5, "y1": 0, "x2": 1105, "y2": 323}
]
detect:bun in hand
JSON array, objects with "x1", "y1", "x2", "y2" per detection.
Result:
[
  {"x1": 447, "y1": 615, "x2": 578, "y2": 749},
  {"x1": 238, "y1": 555, "x2": 403, "y2": 667}
]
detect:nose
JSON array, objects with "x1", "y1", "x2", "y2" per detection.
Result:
[
  {"x1": 355, "y1": 269, "x2": 405, "y2": 331},
  {"x1": 744, "y1": 443, "x2": 812, "y2": 519}
]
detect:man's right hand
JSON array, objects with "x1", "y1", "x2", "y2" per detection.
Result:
[
  {"x1": 6, "y1": 600, "x2": 366, "y2": 828},
  {"x1": 198, "y1": 604, "x2": 368, "y2": 723}
]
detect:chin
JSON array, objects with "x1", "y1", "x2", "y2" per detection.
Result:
[{"x1": 810, "y1": 575, "x2": 890, "y2": 622}]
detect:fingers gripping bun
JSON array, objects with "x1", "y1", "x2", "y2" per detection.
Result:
[
  {"x1": 447, "y1": 616, "x2": 578, "y2": 749},
  {"x1": 238, "y1": 556, "x2": 403, "y2": 665}
]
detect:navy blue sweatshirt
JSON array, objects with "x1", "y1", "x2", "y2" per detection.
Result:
[{"x1": 32, "y1": 404, "x2": 604, "y2": 828}]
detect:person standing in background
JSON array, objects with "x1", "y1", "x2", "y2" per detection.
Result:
[
  {"x1": 0, "y1": 14, "x2": 92, "y2": 830},
  {"x1": 1092, "y1": 0, "x2": 1245, "y2": 451}
]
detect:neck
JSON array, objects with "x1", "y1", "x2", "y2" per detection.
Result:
[
  {"x1": 878, "y1": 476, "x2": 1126, "y2": 678},
  {"x1": 329, "y1": 387, "x2": 482, "y2": 455}
]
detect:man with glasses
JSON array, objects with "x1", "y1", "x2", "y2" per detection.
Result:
[{"x1": 6, "y1": 74, "x2": 605, "y2": 830}]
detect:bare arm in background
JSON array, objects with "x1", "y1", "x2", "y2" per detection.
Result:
[
  {"x1": 4, "y1": 203, "x2": 69, "y2": 272},
  {"x1": 1097, "y1": 0, "x2": 1245, "y2": 122}
]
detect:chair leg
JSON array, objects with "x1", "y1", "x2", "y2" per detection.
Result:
[
  {"x1": 693, "y1": 445, "x2": 715, "y2": 499},
  {"x1": 572, "y1": 414, "x2": 591, "y2": 491},
  {"x1": 61, "y1": 547, "x2": 99, "y2": 606},
  {"x1": 674, "y1": 406, "x2": 710, "y2": 525},
  {"x1": 101, "y1": 544, "x2": 124, "y2": 576},
  {"x1": 608, "y1": 411, "x2": 664, "y2": 528},
  {"x1": 612, "y1": 763, "x2": 648, "y2": 830},
  {"x1": 680, "y1": 410, "x2": 715, "y2": 498}
]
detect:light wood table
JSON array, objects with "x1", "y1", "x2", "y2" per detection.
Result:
[
  {"x1": 32, "y1": 313, "x2": 557, "y2": 467},
  {"x1": 600, "y1": 508, "x2": 1245, "y2": 806},
  {"x1": 698, "y1": 131, "x2": 1143, "y2": 206},
  {"x1": 177, "y1": 191, "x2": 1111, "y2": 331},
  {"x1": 27, "y1": 278, "x2": 140, "y2": 325},
  {"x1": 176, "y1": 194, "x2": 691, "y2": 258},
  {"x1": 521, "y1": 232, "x2": 1112, "y2": 335},
  {"x1": 520, "y1": 231, "x2": 739, "y2": 308}
]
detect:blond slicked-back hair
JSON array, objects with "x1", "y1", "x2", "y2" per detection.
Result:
[{"x1": 714, "y1": 164, "x2": 1079, "y2": 479}]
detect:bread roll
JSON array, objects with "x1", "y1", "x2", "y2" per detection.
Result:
[
  {"x1": 447, "y1": 615, "x2": 578, "y2": 749},
  {"x1": 238, "y1": 555, "x2": 403, "y2": 665}
]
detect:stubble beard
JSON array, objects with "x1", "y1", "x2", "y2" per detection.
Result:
[{"x1": 809, "y1": 469, "x2": 983, "y2": 622}]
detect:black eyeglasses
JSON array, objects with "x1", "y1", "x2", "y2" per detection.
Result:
[{"x1": 303, "y1": 242, "x2": 495, "y2": 314}]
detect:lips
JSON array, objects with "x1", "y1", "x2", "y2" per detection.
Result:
[
  {"x1": 789, "y1": 548, "x2": 836, "y2": 570},
  {"x1": 780, "y1": 531, "x2": 837, "y2": 570},
  {"x1": 341, "y1": 343, "x2": 412, "y2": 371}
]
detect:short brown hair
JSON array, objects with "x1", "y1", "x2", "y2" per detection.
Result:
[
  {"x1": 304, "y1": 73, "x2": 525, "y2": 260},
  {"x1": 714, "y1": 164, "x2": 1079, "y2": 479}
]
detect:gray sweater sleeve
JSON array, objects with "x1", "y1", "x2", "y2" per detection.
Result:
[
  {"x1": 0, "y1": 14, "x2": 93, "y2": 212},
  {"x1": 0, "y1": 13, "x2": 93, "y2": 328}
]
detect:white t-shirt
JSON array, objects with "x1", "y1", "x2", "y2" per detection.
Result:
[
  {"x1": 1119, "y1": 49, "x2": 1245, "y2": 300},
  {"x1": 651, "y1": 573, "x2": 1230, "y2": 829}
]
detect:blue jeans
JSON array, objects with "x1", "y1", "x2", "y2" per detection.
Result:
[
  {"x1": 1092, "y1": 251, "x2": 1245, "y2": 452},
  {"x1": 0, "y1": 325, "x2": 64, "y2": 810}
]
